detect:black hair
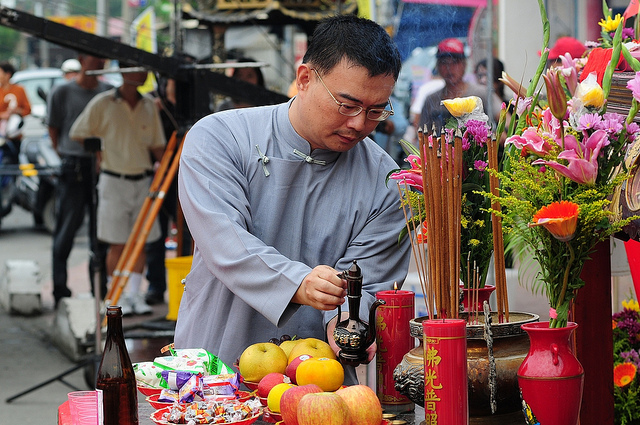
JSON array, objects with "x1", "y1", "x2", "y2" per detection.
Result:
[
  {"x1": 302, "y1": 15, "x2": 401, "y2": 80},
  {"x1": 0, "y1": 62, "x2": 16, "y2": 76},
  {"x1": 231, "y1": 57, "x2": 265, "y2": 88},
  {"x1": 476, "y1": 57, "x2": 505, "y2": 100}
]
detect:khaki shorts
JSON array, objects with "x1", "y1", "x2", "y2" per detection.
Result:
[{"x1": 97, "y1": 173, "x2": 161, "y2": 245}]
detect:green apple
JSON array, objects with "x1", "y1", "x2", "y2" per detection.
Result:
[
  {"x1": 287, "y1": 338, "x2": 336, "y2": 363},
  {"x1": 238, "y1": 342, "x2": 288, "y2": 383}
]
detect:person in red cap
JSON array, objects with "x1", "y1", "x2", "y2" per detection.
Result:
[
  {"x1": 418, "y1": 37, "x2": 501, "y2": 131},
  {"x1": 544, "y1": 36, "x2": 586, "y2": 67}
]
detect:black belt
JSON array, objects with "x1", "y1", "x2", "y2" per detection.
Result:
[{"x1": 101, "y1": 169, "x2": 153, "y2": 181}]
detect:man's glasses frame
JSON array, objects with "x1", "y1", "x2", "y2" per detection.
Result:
[{"x1": 311, "y1": 68, "x2": 394, "y2": 122}]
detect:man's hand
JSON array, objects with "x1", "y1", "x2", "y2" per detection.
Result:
[
  {"x1": 293, "y1": 265, "x2": 346, "y2": 310},
  {"x1": 326, "y1": 314, "x2": 377, "y2": 362}
]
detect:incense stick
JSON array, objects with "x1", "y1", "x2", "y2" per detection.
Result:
[{"x1": 487, "y1": 137, "x2": 509, "y2": 323}]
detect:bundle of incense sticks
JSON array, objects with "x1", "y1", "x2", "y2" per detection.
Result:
[
  {"x1": 419, "y1": 126, "x2": 462, "y2": 320},
  {"x1": 398, "y1": 174, "x2": 429, "y2": 317},
  {"x1": 487, "y1": 137, "x2": 509, "y2": 323}
]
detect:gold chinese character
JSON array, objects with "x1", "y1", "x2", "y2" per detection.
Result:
[
  {"x1": 424, "y1": 369, "x2": 442, "y2": 389},
  {"x1": 425, "y1": 412, "x2": 438, "y2": 425},
  {"x1": 425, "y1": 346, "x2": 441, "y2": 368},
  {"x1": 424, "y1": 388, "x2": 441, "y2": 402}
]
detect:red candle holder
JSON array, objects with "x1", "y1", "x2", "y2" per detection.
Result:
[
  {"x1": 376, "y1": 289, "x2": 415, "y2": 413},
  {"x1": 422, "y1": 318, "x2": 468, "y2": 425}
]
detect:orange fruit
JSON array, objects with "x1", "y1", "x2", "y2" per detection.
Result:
[{"x1": 295, "y1": 357, "x2": 344, "y2": 392}]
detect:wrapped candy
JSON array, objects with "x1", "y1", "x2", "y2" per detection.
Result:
[
  {"x1": 160, "y1": 370, "x2": 205, "y2": 403},
  {"x1": 203, "y1": 373, "x2": 240, "y2": 396},
  {"x1": 133, "y1": 361, "x2": 164, "y2": 388},
  {"x1": 165, "y1": 397, "x2": 262, "y2": 424}
]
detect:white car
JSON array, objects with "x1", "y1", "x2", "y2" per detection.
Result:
[{"x1": 11, "y1": 67, "x2": 65, "y2": 138}]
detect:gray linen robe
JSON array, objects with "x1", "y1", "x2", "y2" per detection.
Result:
[{"x1": 174, "y1": 100, "x2": 411, "y2": 383}]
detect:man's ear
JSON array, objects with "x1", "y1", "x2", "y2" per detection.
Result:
[{"x1": 296, "y1": 64, "x2": 312, "y2": 93}]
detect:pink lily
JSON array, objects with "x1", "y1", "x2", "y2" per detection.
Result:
[
  {"x1": 389, "y1": 154, "x2": 424, "y2": 192},
  {"x1": 543, "y1": 68, "x2": 568, "y2": 121},
  {"x1": 532, "y1": 129, "x2": 609, "y2": 185},
  {"x1": 558, "y1": 53, "x2": 579, "y2": 96},
  {"x1": 627, "y1": 71, "x2": 640, "y2": 102},
  {"x1": 505, "y1": 128, "x2": 553, "y2": 156}
]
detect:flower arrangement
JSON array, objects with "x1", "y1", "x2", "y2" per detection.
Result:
[
  {"x1": 490, "y1": 9, "x2": 640, "y2": 328},
  {"x1": 613, "y1": 299, "x2": 640, "y2": 425}
]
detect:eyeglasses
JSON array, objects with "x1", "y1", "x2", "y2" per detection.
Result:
[{"x1": 311, "y1": 68, "x2": 394, "y2": 122}]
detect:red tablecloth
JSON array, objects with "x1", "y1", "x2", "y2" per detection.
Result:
[{"x1": 58, "y1": 400, "x2": 71, "y2": 425}]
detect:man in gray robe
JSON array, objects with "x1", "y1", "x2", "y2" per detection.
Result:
[{"x1": 174, "y1": 15, "x2": 412, "y2": 384}]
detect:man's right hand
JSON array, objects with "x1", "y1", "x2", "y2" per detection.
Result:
[{"x1": 293, "y1": 265, "x2": 347, "y2": 310}]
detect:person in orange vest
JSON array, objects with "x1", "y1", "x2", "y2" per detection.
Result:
[{"x1": 0, "y1": 62, "x2": 31, "y2": 141}]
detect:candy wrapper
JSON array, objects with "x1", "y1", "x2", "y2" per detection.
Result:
[
  {"x1": 161, "y1": 370, "x2": 205, "y2": 403},
  {"x1": 133, "y1": 361, "x2": 164, "y2": 388},
  {"x1": 153, "y1": 348, "x2": 234, "y2": 377},
  {"x1": 158, "y1": 389, "x2": 180, "y2": 404},
  {"x1": 203, "y1": 373, "x2": 240, "y2": 396},
  {"x1": 165, "y1": 397, "x2": 262, "y2": 424},
  {"x1": 154, "y1": 355, "x2": 207, "y2": 376},
  {"x1": 171, "y1": 348, "x2": 234, "y2": 375}
]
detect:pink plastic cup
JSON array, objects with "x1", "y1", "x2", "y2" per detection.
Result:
[{"x1": 67, "y1": 390, "x2": 103, "y2": 425}]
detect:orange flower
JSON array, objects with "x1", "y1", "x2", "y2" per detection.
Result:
[
  {"x1": 614, "y1": 363, "x2": 637, "y2": 387},
  {"x1": 529, "y1": 201, "x2": 579, "y2": 242},
  {"x1": 416, "y1": 220, "x2": 428, "y2": 244},
  {"x1": 612, "y1": 319, "x2": 618, "y2": 330}
]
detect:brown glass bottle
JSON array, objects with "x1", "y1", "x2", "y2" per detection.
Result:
[{"x1": 96, "y1": 305, "x2": 139, "y2": 425}]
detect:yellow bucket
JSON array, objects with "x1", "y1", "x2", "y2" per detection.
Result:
[{"x1": 165, "y1": 256, "x2": 192, "y2": 321}]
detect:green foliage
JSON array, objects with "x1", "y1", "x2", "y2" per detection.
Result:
[{"x1": 0, "y1": 27, "x2": 20, "y2": 62}]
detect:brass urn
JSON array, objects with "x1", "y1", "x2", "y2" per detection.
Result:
[{"x1": 393, "y1": 312, "x2": 539, "y2": 418}]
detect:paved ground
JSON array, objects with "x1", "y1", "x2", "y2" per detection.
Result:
[{"x1": 0, "y1": 206, "x2": 172, "y2": 424}]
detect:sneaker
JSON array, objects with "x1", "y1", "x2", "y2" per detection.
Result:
[
  {"x1": 119, "y1": 295, "x2": 134, "y2": 316},
  {"x1": 131, "y1": 294, "x2": 153, "y2": 315}
]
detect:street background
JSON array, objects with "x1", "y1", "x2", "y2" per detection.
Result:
[{"x1": 0, "y1": 207, "x2": 170, "y2": 424}]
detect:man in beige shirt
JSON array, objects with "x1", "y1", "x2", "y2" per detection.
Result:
[{"x1": 70, "y1": 64, "x2": 165, "y2": 315}]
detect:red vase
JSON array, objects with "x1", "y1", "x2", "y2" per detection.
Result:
[
  {"x1": 517, "y1": 321, "x2": 584, "y2": 425},
  {"x1": 460, "y1": 284, "x2": 495, "y2": 312}
]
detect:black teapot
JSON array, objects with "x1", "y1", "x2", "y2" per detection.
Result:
[{"x1": 332, "y1": 260, "x2": 385, "y2": 366}]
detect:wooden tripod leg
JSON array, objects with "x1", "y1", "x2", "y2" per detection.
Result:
[
  {"x1": 104, "y1": 131, "x2": 178, "y2": 303},
  {"x1": 106, "y1": 135, "x2": 184, "y2": 318}
]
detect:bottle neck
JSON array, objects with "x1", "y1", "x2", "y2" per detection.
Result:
[{"x1": 105, "y1": 307, "x2": 124, "y2": 339}]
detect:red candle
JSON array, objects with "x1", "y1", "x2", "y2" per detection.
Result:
[
  {"x1": 422, "y1": 319, "x2": 468, "y2": 425},
  {"x1": 376, "y1": 288, "x2": 415, "y2": 413}
]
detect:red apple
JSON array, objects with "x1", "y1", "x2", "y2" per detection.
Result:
[
  {"x1": 336, "y1": 385, "x2": 382, "y2": 425},
  {"x1": 297, "y1": 392, "x2": 350, "y2": 425},
  {"x1": 257, "y1": 372, "x2": 290, "y2": 398},
  {"x1": 285, "y1": 354, "x2": 313, "y2": 384},
  {"x1": 280, "y1": 384, "x2": 323, "y2": 425}
]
